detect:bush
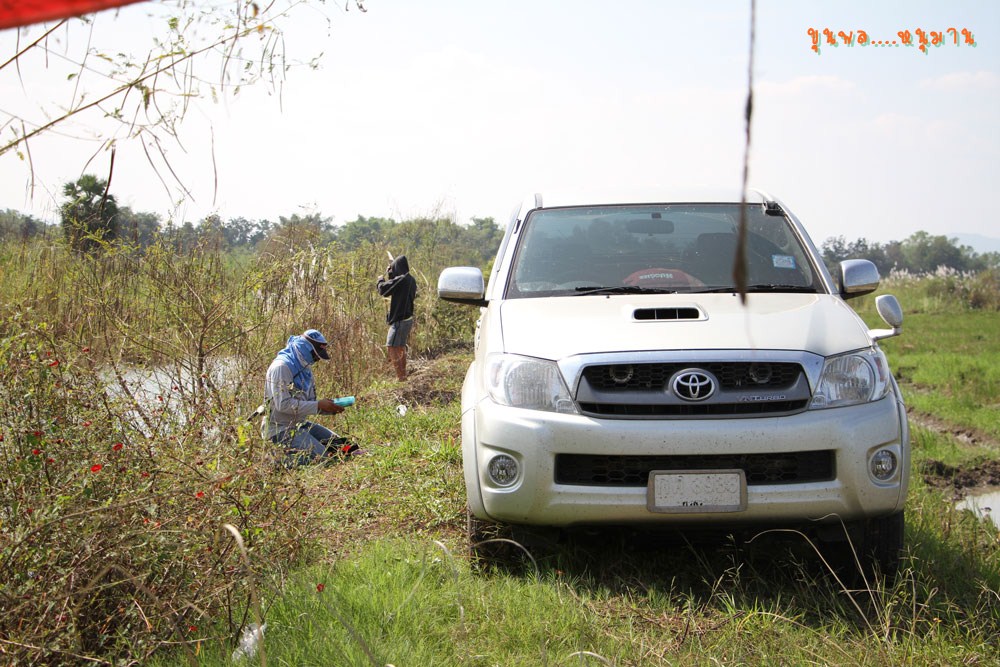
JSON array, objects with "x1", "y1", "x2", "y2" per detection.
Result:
[
  {"x1": 966, "y1": 269, "x2": 1000, "y2": 310},
  {"x1": 0, "y1": 323, "x2": 322, "y2": 664},
  {"x1": 884, "y1": 267, "x2": 1000, "y2": 312}
]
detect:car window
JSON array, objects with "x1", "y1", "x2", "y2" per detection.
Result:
[{"x1": 506, "y1": 204, "x2": 818, "y2": 297}]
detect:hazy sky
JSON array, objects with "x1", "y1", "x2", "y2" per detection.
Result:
[{"x1": 1, "y1": 0, "x2": 998, "y2": 246}]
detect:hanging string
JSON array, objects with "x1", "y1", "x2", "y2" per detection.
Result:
[{"x1": 735, "y1": 0, "x2": 757, "y2": 305}]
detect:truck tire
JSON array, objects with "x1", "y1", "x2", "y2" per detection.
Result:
[{"x1": 839, "y1": 511, "x2": 905, "y2": 583}]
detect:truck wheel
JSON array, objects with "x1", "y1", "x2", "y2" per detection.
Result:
[
  {"x1": 860, "y1": 510, "x2": 904, "y2": 579},
  {"x1": 838, "y1": 511, "x2": 904, "y2": 583},
  {"x1": 466, "y1": 507, "x2": 507, "y2": 568}
]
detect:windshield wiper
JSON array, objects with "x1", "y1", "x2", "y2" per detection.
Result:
[
  {"x1": 690, "y1": 286, "x2": 740, "y2": 293},
  {"x1": 744, "y1": 284, "x2": 818, "y2": 293},
  {"x1": 690, "y1": 284, "x2": 818, "y2": 294},
  {"x1": 573, "y1": 285, "x2": 678, "y2": 295}
]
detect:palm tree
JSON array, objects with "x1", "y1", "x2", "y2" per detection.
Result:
[{"x1": 60, "y1": 174, "x2": 119, "y2": 251}]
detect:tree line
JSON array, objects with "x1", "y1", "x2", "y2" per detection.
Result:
[
  {"x1": 821, "y1": 233, "x2": 999, "y2": 276},
  {"x1": 0, "y1": 175, "x2": 504, "y2": 266},
  {"x1": 2, "y1": 174, "x2": 998, "y2": 275}
]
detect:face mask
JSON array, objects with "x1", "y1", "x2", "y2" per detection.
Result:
[{"x1": 305, "y1": 336, "x2": 329, "y2": 361}]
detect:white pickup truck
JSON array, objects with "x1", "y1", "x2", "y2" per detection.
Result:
[{"x1": 438, "y1": 190, "x2": 909, "y2": 576}]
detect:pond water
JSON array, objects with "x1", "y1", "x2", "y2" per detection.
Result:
[
  {"x1": 101, "y1": 358, "x2": 247, "y2": 436},
  {"x1": 956, "y1": 488, "x2": 1000, "y2": 530}
]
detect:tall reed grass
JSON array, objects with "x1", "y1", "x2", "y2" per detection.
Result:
[{"x1": 0, "y1": 234, "x2": 479, "y2": 664}]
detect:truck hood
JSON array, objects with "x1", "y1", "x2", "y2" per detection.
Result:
[{"x1": 498, "y1": 293, "x2": 874, "y2": 360}]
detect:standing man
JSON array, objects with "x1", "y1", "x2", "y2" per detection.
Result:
[
  {"x1": 377, "y1": 254, "x2": 417, "y2": 381},
  {"x1": 261, "y1": 328, "x2": 361, "y2": 464}
]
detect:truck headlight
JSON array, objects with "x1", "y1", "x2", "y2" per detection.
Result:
[
  {"x1": 485, "y1": 354, "x2": 579, "y2": 414},
  {"x1": 810, "y1": 348, "x2": 891, "y2": 409}
]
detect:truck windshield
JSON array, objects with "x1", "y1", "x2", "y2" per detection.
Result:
[{"x1": 506, "y1": 203, "x2": 819, "y2": 298}]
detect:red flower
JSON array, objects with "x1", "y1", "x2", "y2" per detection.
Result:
[
  {"x1": 316, "y1": 583, "x2": 325, "y2": 592},
  {"x1": 188, "y1": 625, "x2": 197, "y2": 633},
  {"x1": 32, "y1": 449, "x2": 41, "y2": 456},
  {"x1": 196, "y1": 491, "x2": 205, "y2": 499},
  {"x1": 48, "y1": 359, "x2": 59, "y2": 367},
  {"x1": 46, "y1": 458, "x2": 55, "y2": 464},
  {"x1": 26, "y1": 508, "x2": 33, "y2": 514},
  {"x1": 140, "y1": 471, "x2": 150, "y2": 478},
  {"x1": 112, "y1": 443, "x2": 124, "y2": 451},
  {"x1": 82, "y1": 421, "x2": 92, "y2": 428},
  {"x1": 90, "y1": 464, "x2": 102, "y2": 473}
]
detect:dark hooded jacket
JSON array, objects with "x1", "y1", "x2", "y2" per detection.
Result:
[{"x1": 377, "y1": 255, "x2": 418, "y2": 325}]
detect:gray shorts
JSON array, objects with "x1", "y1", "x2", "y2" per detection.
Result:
[{"x1": 386, "y1": 317, "x2": 414, "y2": 347}]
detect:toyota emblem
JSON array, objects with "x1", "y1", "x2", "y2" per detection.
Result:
[{"x1": 672, "y1": 370, "x2": 716, "y2": 401}]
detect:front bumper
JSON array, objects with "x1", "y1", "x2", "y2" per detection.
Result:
[{"x1": 468, "y1": 394, "x2": 908, "y2": 527}]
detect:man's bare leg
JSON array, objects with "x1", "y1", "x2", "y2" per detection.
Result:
[
  {"x1": 397, "y1": 346, "x2": 408, "y2": 380},
  {"x1": 388, "y1": 346, "x2": 407, "y2": 381}
]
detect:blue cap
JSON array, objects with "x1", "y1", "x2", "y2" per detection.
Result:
[
  {"x1": 303, "y1": 329, "x2": 327, "y2": 344},
  {"x1": 302, "y1": 329, "x2": 330, "y2": 360}
]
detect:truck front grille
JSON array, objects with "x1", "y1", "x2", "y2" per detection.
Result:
[
  {"x1": 578, "y1": 400, "x2": 809, "y2": 416},
  {"x1": 576, "y1": 361, "x2": 810, "y2": 418},
  {"x1": 555, "y1": 451, "x2": 834, "y2": 487},
  {"x1": 584, "y1": 361, "x2": 801, "y2": 391}
]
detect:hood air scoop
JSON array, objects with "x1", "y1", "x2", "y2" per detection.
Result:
[{"x1": 633, "y1": 307, "x2": 703, "y2": 321}]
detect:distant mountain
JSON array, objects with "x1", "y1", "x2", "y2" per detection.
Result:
[{"x1": 954, "y1": 233, "x2": 1000, "y2": 255}]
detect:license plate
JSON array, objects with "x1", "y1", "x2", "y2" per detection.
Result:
[{"x1": 646, "y1": 470, "x2": 747, "y2": 513}]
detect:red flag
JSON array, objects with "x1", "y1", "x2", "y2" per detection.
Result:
[{"x1": 1, "y1": 0, "x2": 147, "y2": 30}]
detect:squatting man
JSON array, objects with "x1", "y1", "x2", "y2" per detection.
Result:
[{"x1": 260, "y1": 329, "x2": 362, "y2": 464}]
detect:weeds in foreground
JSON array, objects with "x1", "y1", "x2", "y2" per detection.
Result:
[
  {"x1": 151, "y1": 523, "x2": 999, "y2": 667},
  {"x1": 0, "y1": 329, "x2": 326, "y2": 664}
]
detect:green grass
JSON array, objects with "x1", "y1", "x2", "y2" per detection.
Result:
[
  {"x1": 145, "y1": 353, "x2": 1000, "y2": 667},
  {"x1": 169, "y1": 275, "x2": 995, "y2": 667},
  {"x1": 885, "y1": 311, "x2": 1000, "y2": 442},
  {"x1": 152, "y1": 517, "x2": 999, "y2": 666},
  {"x1": 858, "y1": 285, "x2": 1000, "y2": 448}
]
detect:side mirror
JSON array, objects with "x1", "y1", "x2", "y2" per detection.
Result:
[
  {"x1": 870, "y1": 294, "x2": 903, "y2": 341},
  {"x1": 840, "y1": 259, "x2": 880, "y2": 298},
  {"x1": 437, "y1": 266, "x2": 487, "y2": 306}
]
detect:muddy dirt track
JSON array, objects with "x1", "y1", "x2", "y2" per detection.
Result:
[{"x1": 909, "y1": 409, "x2": 1000, "y2": 499}]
